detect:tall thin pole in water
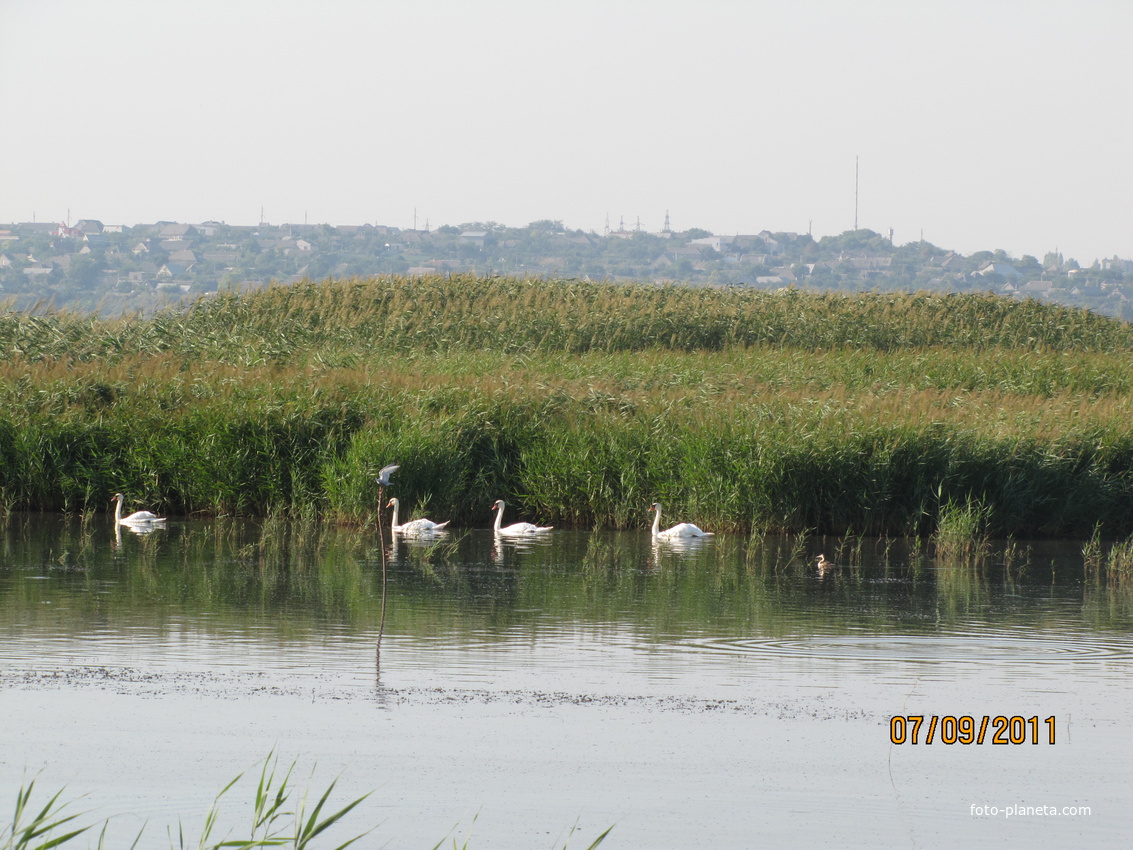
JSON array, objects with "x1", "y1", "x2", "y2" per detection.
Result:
[{"x1": 374, "y1": 465, "x2": 398, "y2": 663}]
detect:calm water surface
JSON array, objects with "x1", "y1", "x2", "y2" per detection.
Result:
[{"x1": 1, "y1": 515, "x2": 1131, "y2": 848}]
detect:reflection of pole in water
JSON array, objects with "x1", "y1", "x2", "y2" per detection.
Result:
[
  {"x1": 375, "y1": 463, "x2": 399, "y2": 666},
  {"x1": 373, "y1": 658, "x2": 388, "y2": 707}
]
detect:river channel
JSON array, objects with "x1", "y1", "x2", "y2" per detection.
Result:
[{"x1": 2, "y1": 514, "x2": 1130, "y2": 848}]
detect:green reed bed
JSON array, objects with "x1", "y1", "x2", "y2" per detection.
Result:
[
  {"x1": 2, "y1": 375, "x2": 1132, "y2": 538},
  {"x1": 932, "y1": 498, "x2": 993, "y2": 571},
  {"x1": 175, "y1": 277, "x2": 1133, "y2": 355},
  {"x1": 4, "y1": 278, "x2": 1133, "y2": 537},
  {"x1": 6, "y1": 277, "x2": 1133, "y2": 364},
  {"x1": 1083, "y1": 524, "x2": 1133, "y2": 590}
]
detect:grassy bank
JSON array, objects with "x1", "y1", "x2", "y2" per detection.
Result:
[{"x1": 3, "y1": 276, "x2": 1133, "y2": 537}]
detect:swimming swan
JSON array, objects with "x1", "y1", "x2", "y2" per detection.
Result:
[
  {"x1": 112, "y1": 493, "x2": 166, "y2": 526},
  {"x1": 491, "y1": 499, "x2": 553, "y2": 536},
  {"x1": 387, "y1": 497, "x2": 450, "y2": 535},
  {"x1": 649, "y1": 503, "x2": 712, "y2": 539}
]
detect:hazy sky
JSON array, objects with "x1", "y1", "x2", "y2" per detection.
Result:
[{"x1": 2, "y1": 0, "x2": 1130, "y2": 263}]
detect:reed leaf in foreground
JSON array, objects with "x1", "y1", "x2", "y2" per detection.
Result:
[
  {"x1": 0, "y1": 779, "x2": 92, "y2": 850},
  {"x1": 432, "y1": 814, "x2": 612, "y2": 850},
  {"x1": 169, "y1": 753, "x2": 373, "y2": 850},
  {"x1": 3, "y1": 759, "x2": 611, "y2": 849}
]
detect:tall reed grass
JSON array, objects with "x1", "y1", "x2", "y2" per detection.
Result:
[
  {"x1": 6, "y1": 279, "x2": 1133, "y2": 364},
  {"x1": 4, "y1": 277, "x2": 1133, "y2": 536},
  {"x1": 1, "y1": 755, "x2": 610, "y2": 849},
  {"x1": 1083, "y1": 524, "x2": 1133, "y2": 589},
  {"x1": 933, "y1": 498, "x2": 992, "y2": 568}
]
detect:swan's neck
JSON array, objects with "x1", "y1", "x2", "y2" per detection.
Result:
[
  {"x1": 493, "y1": 503, "x2": 504, "y2": 533},
  {"x1": 651, "y1": 508, "x2": 661, "y2": 536},
  {"x1": 389, "y1": 499, "x2": 399, "y2": 530},
  {"x1": 114, "y1": 498, "x2": 123, "y2": 525}
]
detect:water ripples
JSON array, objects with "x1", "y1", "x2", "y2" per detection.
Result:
[
  {"x1": 6, "y1": 617, "x2": 1131, "y2": 678},
  {"x1": 675, "y1": 630, "x2": 1133, "y2": 666}
]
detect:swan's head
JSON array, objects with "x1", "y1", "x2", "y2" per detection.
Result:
[
  {"x1": 649, "y1": 503, "x2": 661, "y2": 512},
  {"x1": 491, "y1": 499, "x2": 504, "y2": 511},
  {"x1": 386, "y1": 498, "x2": 399, "y2": 509},
  {"x1": 112, "y1": 493, "x2": 124, "y2": 503}
]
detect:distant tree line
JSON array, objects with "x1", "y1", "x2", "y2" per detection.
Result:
[{"x1": 1, "y1": 218, "x2": 1130, "y2": 319}]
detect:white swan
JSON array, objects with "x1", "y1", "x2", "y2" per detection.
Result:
[
  {"x1": 491, "y1": 499, "x2": 553, "y2": 536},
  {"x1": 112, "y1": 493, "x2": 166, "y2": 526},
  {"x1": 386, "y1": 497, "x2": 449, "y2": 535},
  {"x1": 815, "y1": 554, "x2": 834, "y2": 573},
  {"x1": 649, "y1": 502, "x2": 712, "y2": 539}
]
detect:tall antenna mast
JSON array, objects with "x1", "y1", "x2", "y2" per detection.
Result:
[
  {"x1": 854, "y1": 156, "x2": 859, "y2": 231},
  {"x1": 663, "y1": 210, "x2": 671, "y2": 233}
]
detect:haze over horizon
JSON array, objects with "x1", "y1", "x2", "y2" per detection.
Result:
[{"x1": 2, "y1": 0, "x2": 1130, "y2": 265}]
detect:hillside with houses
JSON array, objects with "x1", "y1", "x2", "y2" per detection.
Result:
[{"x1": 2, "y1": 217, "x2": 1131, "y2": 319}]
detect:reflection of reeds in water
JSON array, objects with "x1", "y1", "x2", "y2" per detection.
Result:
[
  {"x1": 1000, "y1": 537, "x2": 1027, "y2": 583},
  {"x1": 934, "y1": 557, "x2": 988, "y2": 617},
  {"x1": 833, "y1": 532, "x2": 864, "y2": 571},
  {"x1": 6, "y1": 515, "x2": 1126, "y2": 643},
  {"x1": 932, "y1": 500, "x2": 992, "y2": 613},
  {"x1": 756, "y1": 527, "x2": 815, "y2": 576},
  {"x1": 580, "y1": 531, "x2": 637, "y2": 574}
]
